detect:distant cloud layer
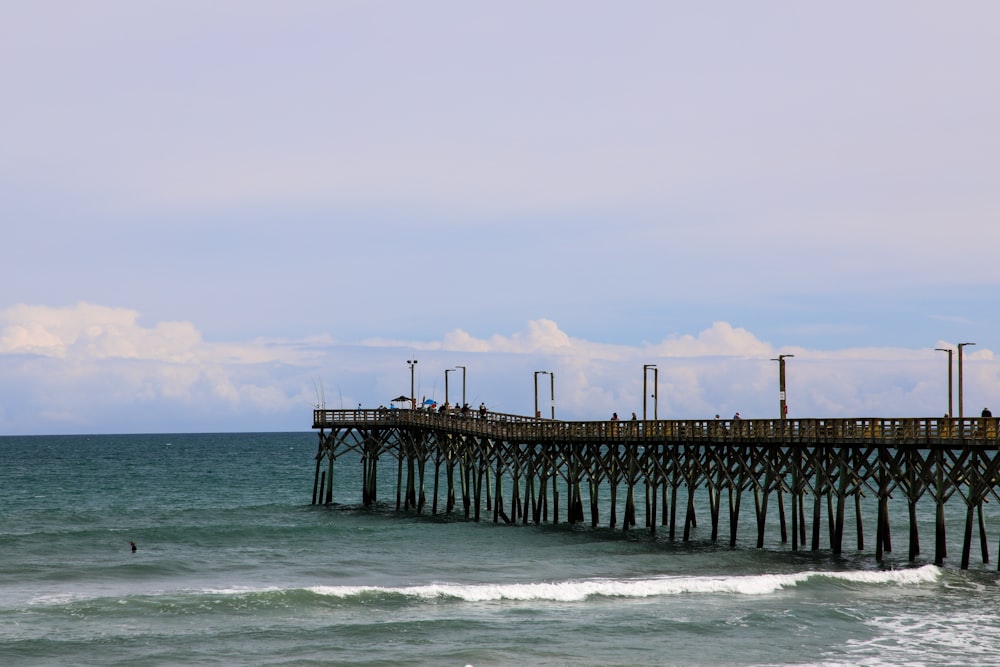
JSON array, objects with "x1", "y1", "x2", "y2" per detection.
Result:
[{"x1": 0, "y1": 302, "x2": 995, "y2": 435}]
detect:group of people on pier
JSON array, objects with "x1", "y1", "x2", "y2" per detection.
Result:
[
  {"x1": 423, "y1": 400, "x2": 489, "y2": 418},
  {"x1": 366, "y1": 401, "x2": 489, "y2": 417}
]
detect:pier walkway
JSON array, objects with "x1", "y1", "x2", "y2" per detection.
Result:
[{"x1": 311, "y1": 409, "x2": 1000, "y2": 569}]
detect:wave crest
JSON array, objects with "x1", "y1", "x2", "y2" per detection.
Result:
[{"x1": 307, "y1": 564, "x2": 942, "y2": 603}]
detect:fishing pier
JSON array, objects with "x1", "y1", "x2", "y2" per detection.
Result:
[{"x1": 311, "y1": 409, "x2": 1000, "y2": 569}]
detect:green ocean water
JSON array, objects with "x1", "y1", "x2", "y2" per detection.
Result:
[{"x1": 3, "y1": 432, "x2": 1000, "y2": 666}]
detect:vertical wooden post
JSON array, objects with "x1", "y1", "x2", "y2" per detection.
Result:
[
  {"x1": 875, "y1": 448, "x2": 891, "y2": 562},
  {"x1": 855, "y1": 491, "x2": 865, "y2": 551},
  {"x1": 906, "y1": 448, "x2": 919, "y2": 561},
  {"x1": 432, "y1": 454, "x2": 440, "y2": 515},
  {"x1": 416, "y1": 455, "x2": 426, "y2": 513},
  {"x1": 650, "y1": 478, "x2": 659, "y2": 535},
  {"x1": 493, "y1": 456, "x2": 502, "y2": 524},
  {"x1": 669, "y1": 477, "x2": 679, "y2": 539},
  {"x1": 361, "y1": 454, "x2": 369, "y2": 506},
  {"x1": 811, "y1": 485, "x2": 822, "y2": 551},
  {"x1": 961, "y1": 502, "x2": 975, "y2": 570},
  {"x1": 979, "y1": 502, "x2": 989, "y2": 564},
  {"x1": 590, "y1": 478, "x2": 600, "y2": 527},
  {"x1": 609, "y1": 473, "x2": 619, "y2": 529},
  {"x1": 799, "y1": 492, "x2": 807, "y2": 546},
  {"x1": 485, "y1": 463, "x2": 493, "y2": 512},
  {"x1": 791, "y1": 457, "x2": 799, "y2": 552},
  {"x1": 683, "y1": 486, "x2": 696, "y2": 541},
  {"x1": 395, "y1": 452, "x2": 403, "y2": 511},
  {"x1": 463, "y1": 459, "x2": 472, "y2": 519},
  {"x1": 661, "y1": 449, "x2": 669, "y2": 528},
  {"x1": 729, "y1": 486, "x2": 742, "y2": 547},
  {"x1": 826, "y1": 491, "x2": 836, "y2": 552},
  {"x1": 325, "y1": 455, "x2": 334, "y2": 504},
  {"x1": 935, "y1": 449, "x2": 947, "y2": 565},
  {"x1": 446, "y1": 453, "x2": 456, "y2": 513},
  {"x1": 312, "y1": 455, "x2": 322, "y2": 506},
  {"x1": 405, "y1": 453, "x2": 416, "y2": 510},
  {"x1": 536, "y1": 467, "x2": 547, "y2": 524},
  {"x1": 624, "y1": 480, "x2": 635, "y2": 531},
  {"x1": 754, "y1": 488, "x2": 764, "y2": 548},
  {"x1": 778, "y1": 488, "x2": 788, "y2": 544},
  {"x1": 511, "y1": 462, "x2": 521, "y2": 525},
  {"x1": 552, "y1": 465, "x2": 559, "y2": 525},
  {"x1": 368, "y1": 451, "x2": 379, "y2": 506},
  {"x1": 908, "y1": 499, "x2": 919, "y2": 562},
  {"x1": 474, "y1": 458, "x2": 484, "y2": 522}
]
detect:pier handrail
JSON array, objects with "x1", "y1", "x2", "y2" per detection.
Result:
[{"x1": 313, "y1": 409, "x2": 1000, "y2": 446}]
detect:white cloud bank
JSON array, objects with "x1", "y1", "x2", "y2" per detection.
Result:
[{"x1": 0, "y1": 303, "x2": 996, "y2": 435}]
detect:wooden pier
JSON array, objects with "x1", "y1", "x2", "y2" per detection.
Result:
[{"x1": 311, "y1": 409, "x2": 1000, "y2": 569}]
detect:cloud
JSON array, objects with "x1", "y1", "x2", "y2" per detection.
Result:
[
  {"x1": 0, "y1": 303, "x2": 998, "y2": 435},
  {"x1": 0, "y1": 303, "x2": 322, "y2": 433},
  {"x1": 0, "y1": 302, "x2": 199, "y2": 361},
  {"x1": 652, "y1": 322, "x2": 774, "y2": 358}
]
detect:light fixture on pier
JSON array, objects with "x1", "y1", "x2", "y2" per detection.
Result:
[
  {"x1": 445, "y1": 368, "x2": 454, "y2": 407},
  {"x1": 935, "y1": 347, "x2": 954, "y2": 418},
  {"x1": 643, "y1": 364, "x2": 658, "y2": 421},
  {"x1": 534, "y1": 371, "x2": 555, "y2": 419},
  {"x1": 455, "y1": 365, "x2": 466, "y2": 406},
  {"x1": 957, "y1": 342, "x2": 976, "y2": 419},
  {"x1": 770, "y1": 354, "x2": 794, "y2": 419},
  {"x1": 407, "y1": 359, "x2": 418, "y2": 410}
]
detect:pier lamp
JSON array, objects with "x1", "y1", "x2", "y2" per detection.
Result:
[
  {"x1": 935, "y1": 347, "x2": 954, "y2": 418},
  {"x1": 957, "y1": 342, "x2": 976, "y2": 419},
  {"x1": 455, "y1": 365, "x2": 466, "y2": 406},
  {"x1": 533, "y1": 371, "x2": 542, "y2": 418},
  {"x1": 534, "y1": 371, "x2": 555, "y2": 419},
  {"x1": 445, "y1": 368, "x2": 454, "y2": 408},
  {"x1": 407, "y1": 359, "x2": 418, "y2": 409},
  {"x1": 546, "y1": 371, "x2": 555, "y2": 419},
  {"x1": 643, "y1": 364, "x2": 658, "y2": 420},
  {"x1": 771, "y1": 354, "x2": 794, "y2": 419}
]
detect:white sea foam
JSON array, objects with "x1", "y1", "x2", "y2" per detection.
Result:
[
  {"x1": 27, "y1": 592, "x2": 85, "y2": 606},
  {"x1": 307, "y1": 564, "x2": 942, "y2": 603},
  {"x1": 840, "y1": 605, "x2": 1000, "y2": 666}
]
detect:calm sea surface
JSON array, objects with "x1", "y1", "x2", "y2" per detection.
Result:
[{"x1": 3, "y1": 432, "x2": 1000, "y2": 666}]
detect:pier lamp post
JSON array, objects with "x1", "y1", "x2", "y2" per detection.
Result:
[
  {"x1": 643, "y1": 364, "x2": 658, "y2": 420},
  {"x1": 935, "y1": 347, "x2": 954, "y2": 418},
  {"x1": 534, "y1": 371, "x2": 555, "y2": 419},
  {"x1": 546, "y1": 371, "x2": 555, "y2": 419},
  {"x1": 455, "y1": 365, "x2": 466, "y2": 406},
  {"x1": 445, "y1": 368, "x2": 454, "y2": 408},
  {"x1": 534, "y1": 371, "x2": 542, "y2": 418},
  {"x1": 407, "y1": 359, "x2": 418, "y2": 409},
  {"x1": 771, "y1": 354, "x2": 794, "y2": 419},
  {"x1": 958, "y1": 342, "x2": 976, "y2": 419}
]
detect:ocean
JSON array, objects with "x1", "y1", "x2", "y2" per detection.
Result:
[{"x1": 3, "y1": 432, "x2": 1000, "y2": 666}]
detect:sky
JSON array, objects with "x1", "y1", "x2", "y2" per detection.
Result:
[{"x1": 2, "y1": 1, "x2": 999, "y2": 434}]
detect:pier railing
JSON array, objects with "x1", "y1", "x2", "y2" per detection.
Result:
[{"x1": 313, "y1": 409, "x2": 1000, "y2": 446}]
